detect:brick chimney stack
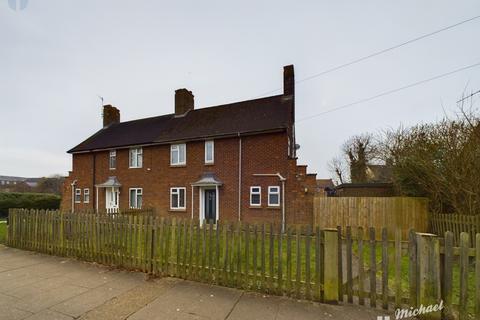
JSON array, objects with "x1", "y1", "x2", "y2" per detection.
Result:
[
  {"x1": 175, "y1": 89, "x2": 194, "y2": 116},
  {"x1": 283, "y1": 65, "x2": 294, "y2": 96},
  {"x1": 103, "y1": 105, "x2": 120, "y2": 128}
]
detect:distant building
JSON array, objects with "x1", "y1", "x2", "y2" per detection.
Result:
[
  {"x1": 316, "y1": 179, "x2": 335, "y2": 197},
  {"x1": 335, "y1": 183, "x2": 394, "y2": 197},
  {"x1": 0, "y1": 176, "x2": 44, "y2": 192}
]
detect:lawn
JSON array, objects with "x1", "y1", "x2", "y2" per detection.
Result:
[
  {"x1": 352, "y1": 240, "x2": 476, "y2": 319},
  {"x1": 0, "y1": 219, "x2": 6, "y2": 244}
]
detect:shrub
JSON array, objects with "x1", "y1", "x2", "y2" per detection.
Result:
[{"x1": 0, "y1": 192, "x2": 61, "y2": 217}]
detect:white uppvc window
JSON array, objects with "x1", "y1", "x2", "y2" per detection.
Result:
[
  {"x1": 74, "y1": 188, "x2": 81, "y2": 203},
  {"x1": 109, "y1": 150, "x2": 116, "y2": 169},
  {"x1": 205, "y1": 140, "x2": 214, "y2": 164},
  {"x1": 171, "y1": 144, "x2": 186, "y2": 165},
  {"x1": 83, "y1": 188, "x2": 90, "y2": 203},
  {"x1": 250, "y1": 186, "x2": 261, "y2": 206},
  {"x1": 129, "y1": 188, "x2": 143, "y2": 209},
  {"x1": 129, "y1": 148, "x2": 143, "y2": 168},
  {"x1": 268, "y1": 186, "x2": 280, "y2": 206},
  {"x1": 170, "y1": 187, "x2": 186, "y2": 209}
]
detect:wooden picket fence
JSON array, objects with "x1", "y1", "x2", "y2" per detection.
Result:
[
  {"x1": 430, "y1": 212, "x2": 480, "y2": 247},
  {"x1": 6, "y1": 209, "x2": 480, "y2": 319}
]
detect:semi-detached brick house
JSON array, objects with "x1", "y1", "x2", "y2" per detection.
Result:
[{"x1": 61, "y1": 65, "x2": 317, "y2": 228}]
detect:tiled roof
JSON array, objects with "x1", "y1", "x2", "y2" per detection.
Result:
[{"x1": 68, "y1": 94, "x2": 293, "y2": 153}]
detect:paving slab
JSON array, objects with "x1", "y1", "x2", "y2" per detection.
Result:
[
  {"x1": 24, "y1": 310, "x2": 73, "y2": 320},
  {"x1": 50, "y1": 285, "x2": 124, "y2": 317},
  {"x1": 128, "y1": 281, "x2": 243, "y2": 320},
  {"x1": 79, "y1": 278, "x2": 178, "y2": 320}
]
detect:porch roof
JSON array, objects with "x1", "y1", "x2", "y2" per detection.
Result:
[
  {"x1": 96, "y1": 176, "x2": 122, "y2": 188},
  {"x1": 191, "y1": 172, "x2": 223, "y2": 187}
]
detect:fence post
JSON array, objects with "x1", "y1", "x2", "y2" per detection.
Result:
[
  {"x1": 323, "y1": 228, "x2": 339, "y2": 304},
  {"x1": 459, "y1": 232, "x2": 469, "y2": 319},
  {"x1": 475, "y1": 233, "x2": 480, "y2": 319},
  {"x1": 415, "y1": 232, "x2": 442, "y2": 320}
]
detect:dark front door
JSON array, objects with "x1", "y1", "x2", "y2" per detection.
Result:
[{"x1": 204, "y1": 189, "x2": 216, "y2": 223}]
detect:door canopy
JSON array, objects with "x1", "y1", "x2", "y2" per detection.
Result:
[
  {"x1": 96, "y1": 176, "x2": 122, "y2": 188},
  {"x1": 191, "y1": 172, "x2": 223, "y2": 187}
]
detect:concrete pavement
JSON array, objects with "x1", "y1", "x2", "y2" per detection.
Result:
[{"x1": 0, "y1": 245, "x2": 390, "y2": 320}]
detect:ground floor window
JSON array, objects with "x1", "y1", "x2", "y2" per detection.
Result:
[
  {"x1": 268, "y1": 186, "x2": 280, "y2": 206},
  {"x1": 129, "y1": 188, "x2": 143, "y2": 209},
  {"x1": 170, "y1": 187, "x2": 186, "y2": 209},
  {"x1": 250, "y1": 186, "x2": 261, "y2": 206},
  {"x1": 83, "y1": 188, "x2": 90, "y2": 203},
  {"x1": 74, "y1": 188, "x2": 81, "y2": 203}
]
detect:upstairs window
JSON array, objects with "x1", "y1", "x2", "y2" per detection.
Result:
[
  {"x1": 170, "y1": 187, "x2": 186, "y2": 210},
  {"x1": 74, "y1": 188, "x2": 81, "y2": 203},
  {"x1": 83, "y1": 188, "x2": 90, "y2": 203},
  {"x1": 250, "y1": 186, "x2": 261, "y2": 206},
  {"x1": 205, "y1": 140, "x2": 214, "y2": 164},
  {"x1": 109, "y1": 150, "x2": 116, "y2": 169},
  {"x1": 171, "y1": 144, "x2": 186, "y2": 166},
  {"x1": 129, "y1": 188, "x2": 143, "y2": 209},
  {"x1": 129, "y1": 148, "x2": 143, "y2": 168},
  {"x1": 268, "y1": 186, "x2": 280, "y2": 206}
]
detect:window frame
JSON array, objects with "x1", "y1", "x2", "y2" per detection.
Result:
[
  {"x1": 250, "y1": 186, "x2": 261, "y2": 206},
  {"x1": 204, "y1": 140, "x2": 214, "y2": 164},
  {"x1": 170, "y1": 187, "x2": 186, "y2": 210},
  {"x1": 129, "y1": 148, "x2": 143, "y2": 168},
  {"x1": 170, "y1": 143, "x2": 186, "y2": 166},
  {"x1": 268, "y1": 186, "x2": 281, "y2": 207},
  {"x1": 129, "y1": 188, "x2": 143, "y2": 209},
  {"x1": 83, "y1": 188, "x2": 90, "y2": 203},
  {"x1": 74, "y1": 188, "x2": 81, "y2": 203},
  {"x1": 109, "y1": 150, "x2": 116, "y2": 170}
]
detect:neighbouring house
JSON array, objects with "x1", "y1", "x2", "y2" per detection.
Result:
[
  {"x1": 334, "y1": 182, "x2": 394, "y2": 197},
  {"x1": 61, "y1": 65, "x2": 317, "y2": 228},
  {"x1": 315, "y1": 179, "x2": 335, "y2": 197},
  {"x1": 365, "y1": 164, "x2": 392, "y2": 183}
]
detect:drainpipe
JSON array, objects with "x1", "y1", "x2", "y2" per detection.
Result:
[
  {"x1": 191, "y1": 185, "x2": 194, "y2": 220},
  {"x1": 96, "y1": 186, "x2": 99, "y2": 212},
  {"x1": 238, "y1": 133, "x2": 242, "y2": 222},
  {"x1": 92, "y1": 153, "x2": 96, "y2": 212},
  {"x1": 252, "y1": 173, "x2": 287, "y2": 233},
  {"x1": 71, "y1": 180, "x2": 77, "y2": 213}
]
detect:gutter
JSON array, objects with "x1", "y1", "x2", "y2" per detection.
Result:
[{"x1": 68, "y1": 128, "x2": 288, "y2": 154}]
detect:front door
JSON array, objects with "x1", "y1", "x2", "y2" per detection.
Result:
[
  {"x1": 106, "y1": 188, "x2": 119, "y2": 211},
  {"x1": 204, "y1": 189, "x2": 216, "y2": 223}
]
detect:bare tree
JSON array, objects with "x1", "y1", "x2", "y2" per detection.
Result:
[{"x1": 328, "y1": 156, "x2": 348, "y2": 185}]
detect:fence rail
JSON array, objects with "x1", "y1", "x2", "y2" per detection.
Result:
[{"x1": 6, "y1": 209, "x2": 480, "y2": 319}]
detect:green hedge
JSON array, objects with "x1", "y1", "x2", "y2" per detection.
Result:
[{"x1": 0, "y1": 192, "x2": 61, "y2": 217}]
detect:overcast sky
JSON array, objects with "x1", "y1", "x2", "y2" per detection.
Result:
[{"x1": 1, "y1": 0, "x2": 479, "y2": 179}]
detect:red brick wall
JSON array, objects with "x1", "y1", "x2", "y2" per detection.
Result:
[{"x1": 61, "y1": 131, "x2": 316, "y2": 225}]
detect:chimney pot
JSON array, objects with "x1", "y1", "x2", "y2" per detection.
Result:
[
  {"x1": 175, "y1": 89, "x2": 194, "y2": 116},
  {"x1": 103, "y1": 105, "x2": 120, "y2": 128}
]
